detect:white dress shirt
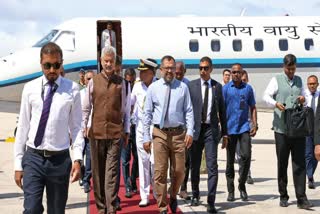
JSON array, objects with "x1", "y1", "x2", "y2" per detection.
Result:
[
  {"x1": 80, "y1": 88, "x2": 92, "y2": 128},
  {"x1": 82, "y1": 74, "x2": 131, "y2": 134},
  {"x1": 304, "y1": 88, "x2": 319, "y2": 109},
  {"x1": 101, "y1": 29, "x2": 116, "y2": 50},
  {"x1": 263, "y1": 76, "x2": 297, "y2": 107},
  {"x1": 14, "y1": 75, "x2": 84, "y2": 171},
  {"x1": 201, "y1": 78, "x2": 212, "y2": 124}
]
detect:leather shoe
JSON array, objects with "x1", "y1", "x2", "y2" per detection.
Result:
[
  {"x1": 160, "y1": 211, "x2": 167, "y2": 214},
  {"x1": 179, "y1": 190, "x2": 191, "y2": 200},
  {"x1": 207, "y1": 204, "x2": 218, "y2": 213},
  {"x1": 169, "y1": 198, "x2": 178, "y2": 213},
  {"x1": 115, "y1": 201, "x2": 121, "y2": 211},
  {"x1": 297, "y1": 200, "x2": 312, "y2": 209},
  {"x1": 279, "y1": 198, "x2": 289, "y2": 207},
  {"x1": 308, "y1": 180, "x2": 315, "y2": 189},
  {"x1": 125, "y1": 189, "x2": 132, "y2": 198},
  {"x1": 247, "y1": 176, "x2": 254, "y2": 184},
  {"x1": 190, "y1": 196, "x2": 200, "y2": 206},
  {"x1": 239, "y1": 188, "x2": 248, "y2": 201},
  {"x1": 227, "y1": 192, "x2": 235, "y2": 202},
  {"x1": 83, "y1": 183, "x2": 91, "y2": 193}
]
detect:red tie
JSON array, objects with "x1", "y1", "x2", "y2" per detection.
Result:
[{"x1": 109, "y1": 30, "x2": 112, "y2": 46}]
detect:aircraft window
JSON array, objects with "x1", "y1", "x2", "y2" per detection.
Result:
[
  {"x1": 233, "y1": 39, "x2": 242, "y2": 52},
  {"x1": 305, "y1": 38, "x2": 314, "y2": 51},
  {"x1": 211, "y1": 40, "x2": 220, "y2": 52},
  {"x1": 53, "y1": 31, "x2": 75, "y2": 51},
  {"x1": 189, "y1": 39, "x2": 199, "y2": 52},
  {"x1": 254, "y1": 39, "x2": 264, "y2": 51},
  {"x1": 33, "y1": 30, "x2": 59, "y2": 47},
  {"x1": 279, "y1": 39, "x2": 288, "y2": 51}
]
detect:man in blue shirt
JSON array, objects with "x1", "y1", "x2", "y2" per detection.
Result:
[
  {"x1": 223, "y1": 63, "x2": 257, "y2": 202},
  {"x1": 143, "y1": 55, "x2": 194, "y2": 214}
]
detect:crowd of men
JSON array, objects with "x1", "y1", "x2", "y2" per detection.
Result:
[{"x1": 13, "y1": 42, "x2": 320, "y2": 214}]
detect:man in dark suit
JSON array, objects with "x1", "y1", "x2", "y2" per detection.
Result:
[{"x1": 188, "y1": 56, "x2": 228, "y2": 214}]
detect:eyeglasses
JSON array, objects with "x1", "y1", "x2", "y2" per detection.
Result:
[
  {"x1": 232, "y1": 70, "x2": 242, "y2": 74},
  {"x1": 86, "y1": 78, "x2": 91, "y2": 81},
  {"x1": 162, "y1": 67, "x2": 176, "y2": 71},
  {"x1": 199, "y1": 66, "x2": 210, "y2": 71},
  {"x1": 42, "y1": 62, "x2": 62, "y2": 70}
]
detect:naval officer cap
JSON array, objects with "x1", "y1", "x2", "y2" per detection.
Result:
[{"x1": 137, "y1": 58, "x2": 158, "y2": 71}]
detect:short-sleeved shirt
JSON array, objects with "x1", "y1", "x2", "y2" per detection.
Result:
[{"x1": 223, "y1": 81, "x2": 256, "y2": 135}]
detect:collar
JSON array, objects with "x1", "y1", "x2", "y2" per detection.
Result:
[
  {"x1": 230, "y1": 80, "x2": 245, "y2": 88},
  {"x1": 282, "y1": 73, "x2": 295, "y2": 83},
  {"x1": 201, "y1": 78, "x2": 211, "y2": 87},
  {"x1": 160, "y1": 77, "x2": 176, "y2": 85},
  {"x1": 306, "y1": 89, "x2": 319, "y2": 96},
  {"x1": 42, "y1": 75, "x2": 61, "y2": 87}
]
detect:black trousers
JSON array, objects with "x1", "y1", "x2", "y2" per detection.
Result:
[
  {"x1": 190, "y1": 124, "x2": 219, "y2": 204},
  {"x1": 274, "y1": 132, "x2": 307, "y2": 201},
  {"x1": 22, "y1": 149, "x2": 71, "y2": 214},
  {"x1": 226, "y1": 132, "x2": 251, "y2": 193}
]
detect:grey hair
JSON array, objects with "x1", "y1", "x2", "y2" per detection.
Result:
[{"x1": 101, "y1": 45, "x2": 116, "y2": 59}]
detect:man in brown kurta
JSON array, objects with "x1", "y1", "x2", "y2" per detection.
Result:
[{"x1": 82, "y1": 46, "x2": 131, "y2": 214}]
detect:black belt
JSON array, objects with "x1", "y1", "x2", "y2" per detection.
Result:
[
  {"x1": 154, "y1": 124, "x2": 184, "y2": 132},
  {"x1": 27, "y1": 146, "x2": 69, "y2": 158}
]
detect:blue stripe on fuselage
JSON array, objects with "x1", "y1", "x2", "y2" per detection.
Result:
[{"x1": 1, "y1": 58, "x2": 320, "y2": 87}]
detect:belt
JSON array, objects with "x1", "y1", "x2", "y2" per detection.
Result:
[
  {"x1": 154, "y1": 124, "x2": 184, "y2": 132},
  {"x1": 27, "y1": 146, "x2": 69, "y2": 158}
]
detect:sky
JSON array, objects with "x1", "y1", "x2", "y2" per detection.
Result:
[{"x1": 0, "y1": 0, "x2": 319, "y2": 56}]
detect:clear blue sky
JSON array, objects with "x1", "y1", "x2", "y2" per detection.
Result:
[{"x1": 0, "y1": 0, "x2": 319, "y2": 56}]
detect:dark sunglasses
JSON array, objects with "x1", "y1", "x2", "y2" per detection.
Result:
[
  {"x1": 232, "y1": 70, "x2": 242, "y2": 74},
  {"x1": 43, "y1": 62, "x2": 62, "y2": 70},
  {"x1": 199, "y1": 66, "x2": 210, "y2": 71}
]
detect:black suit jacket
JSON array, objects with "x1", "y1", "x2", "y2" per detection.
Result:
[
  {"x1": 188, "y1": 78, "x2": 227, "y2": 141},
  {"x1": 314, "y1": 96, "x2": 320, "y2": 145}
]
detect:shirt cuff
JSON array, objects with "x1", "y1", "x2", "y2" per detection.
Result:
[
  {"x1": 186, "y1": 129, "x2": 193, "y2": 137},
  {"x1": 73, "y1": 148, "x2": 83, "y2": 161},
  {"x1": 14, "y1": 159, "x2": 23, "y2": 171},
  {"x1": 143, "y1": 134, "x2": 151, "y2": 143}
]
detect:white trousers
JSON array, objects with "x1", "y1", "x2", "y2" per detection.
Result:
[{"x1": 136, "y1": 120, "x2": 155, "y2": 200}]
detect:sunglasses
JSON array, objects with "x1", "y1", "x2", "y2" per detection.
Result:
[
  {"x1": 232, "y1": 70, "x2": 242, "y2": 74},
  {"x1": 86, "y1": 78, "x2": 91, "y2": 80},
  {"x1": 199, "y1": 66, "x2": 210, "y2": 71},
  {"x1": 42, "y1": 62, "x2": 62, "y2": 70}
]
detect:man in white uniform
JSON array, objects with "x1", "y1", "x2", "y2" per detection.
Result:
[{"x1": 131, "y1": 58, "x2": 158, "y2": 207}]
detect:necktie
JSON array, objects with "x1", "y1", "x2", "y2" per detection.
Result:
[
  {"x1": 34, "y1": 82, "x2": 56, "y2": 147},
  {"x1": 160, "y1": 83, "x2": 171, "y2": 129},
  {"x1": 109, "y1": 30, "x2": 112, "y2": 46},
  {"x1": 311, "y1": 92, "x2": 316, "y2": 115},
  {"x1": 202, "y1": 81, "x2": 209, "y2": 123}
]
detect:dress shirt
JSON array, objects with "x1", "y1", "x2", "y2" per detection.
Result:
[
  {"x1": 223, "y1": 81, "x2": 255, "y2": 135},
  {"x1": 82, "y1": 73, "x2": 131, "y2": 134},
  {"x1": 304, "y1": 88, "x2": 319, "y2": 109},
  {"x1": 143, "y1": 78, "x2": 194, "y2": 143},
  {"x1": 131, "y1": 78, "x2": 157, "y2": 122},
  {"x1": 80, "y1": 88, "x2": 92, "y2": 128},
  {"x1": 14, "y1": 75, "x2": 84, "y2": 171},
  {"x1": 263, "y1": 75, "x2": 296, "y2": 107},
  {"x1": 201, "y1": 78, "x2": 212, "y2": 124},
  {"x1": 101, "y1": 29, "x2": 116, "y2": 49}
]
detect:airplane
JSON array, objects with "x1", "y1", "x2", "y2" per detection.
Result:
[{"x1": 1, "y1": 16, "x2": 320, "y2": 107}]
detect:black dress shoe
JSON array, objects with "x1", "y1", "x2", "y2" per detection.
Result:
[
  {"x1": 308, "y1": 180, "x2": 315, "y2": 189},
  {"x1": 83, "y1": 183, "x2": 91, "y2": 193},
  {"x1": 297, "y1": 200, "x2": 313, "y2": 209},
  {"x1": 169, "y1": 198, "x2": 178, "y2": 213},
  {"x1": 227, "y1": 192, "x2": 235, "y2": 202},
  {"x1": 160, "y1": 211, "x2": 167, "y2": 214},
  {"x1": 207, "y1": 204, "x2": 218, "y2": 213},
  {"x1": 247, "y1": 176, "x2": 254, "y2": 184},
  {"x1": 239, "y1": 189, "x2": 248, "y2": 201},
  {"x1": 125, "y1": 188, "x2": 132, "y2": 198},
  {"x1": 190, "y1": 197, "x2": 200, "y2": 206},
  {"x1": 115, "y1": 200, "x2": 121, "y2": 211},
  {"x1": 279, "y1": 198, "x2": 289, "y2": 207}
]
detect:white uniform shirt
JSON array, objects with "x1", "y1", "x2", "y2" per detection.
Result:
[
  {"x1": 304, "y1": 88, "x2": 319, "y2": 110},
  {"x1": 201, "y1": 78, "x2": 212, "y2": 124},
  {"x1": 14, "y1": 75, "x2": 84, "y2": 171}
]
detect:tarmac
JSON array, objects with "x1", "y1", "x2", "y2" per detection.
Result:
[{"x1": 0, "y1": 107, "x2": 319, "y2": 213}]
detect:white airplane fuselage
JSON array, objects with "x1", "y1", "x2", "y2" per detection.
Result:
[{"x1": 1, "y1": 16, "x2": 320, "y2": 107}]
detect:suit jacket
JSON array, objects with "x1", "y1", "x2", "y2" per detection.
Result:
[
  {"x1": 314, "y1": 96, "x2": 320, "y2": 145},
  {"x1": 188, "y1": 78, "x2": 227, "y2": 141}
]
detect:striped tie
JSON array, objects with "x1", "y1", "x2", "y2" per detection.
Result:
[{"x1": 34, "y1": 82, "x2": 56, "y2": 147}]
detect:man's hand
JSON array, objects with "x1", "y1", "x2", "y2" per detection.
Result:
[
  {"x1": 123, "y1": 133, "x2": 129, "y2": 148},
  {"x1": 143, "y1": 142, "x2": 151, "y2": 154},
  {"x1": 315, "y1": 145, "x2": 320, "y2": 161},
  {"x1": 14, "y1": 171, "x2": 23, "y2": 190},
  {"x1": 82, "y1": 128, "x2": 89, "y2": 138},
  {"x1": 297, "y1": 95, "x2": 305, "y2": 104},
  {"x1": 250, "y1": 126, "x2": 257, "y2": 137},
  {"x1": 275, "y1": 102, "x2": 286, "y2": 112},
  {"x1": 221, "y1": 136, "x2": 228, "y2": 149},
  {"x1": 70, "y1": 162, "x2": 81, "y2": 183},
  {"x1": 184, "y1": 135, "x2": 193, "y2": 149}
]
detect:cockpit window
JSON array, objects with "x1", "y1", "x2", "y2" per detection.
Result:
[
  {"x1": 53, "y1": 31, "x2": 75, "y2": 51},
  {"x1": 33, "y1": 30, "x2": 59, "y2": 47}
]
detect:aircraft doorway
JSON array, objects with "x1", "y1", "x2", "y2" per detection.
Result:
[{"x1": 97, "y1": 20, "x2": 122, "y2": 73}]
